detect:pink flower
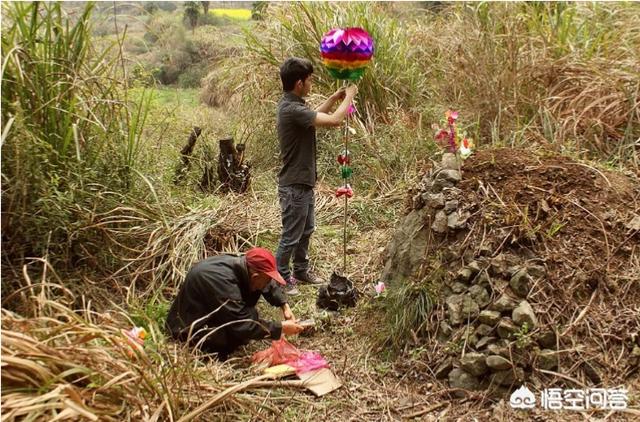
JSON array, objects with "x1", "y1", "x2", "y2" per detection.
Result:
[
  {"x1": 374, "y1": 281, "x2": 385, "y2": 294},
  {"x1": 445, "y1": 110, "x2": 459, "y2": 125}
]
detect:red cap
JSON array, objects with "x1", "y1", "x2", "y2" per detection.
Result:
[{"x1": 245, "y1": 247, "x2": 286, "y2": 285}]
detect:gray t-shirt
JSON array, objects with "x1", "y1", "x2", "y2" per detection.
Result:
[{"x1": 276, "y1": 92, "x2": 318, "y2": 187}]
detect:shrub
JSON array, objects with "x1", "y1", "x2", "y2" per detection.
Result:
[{"x1": 177, "y1": 63, "x2": 209, "y2": 88}]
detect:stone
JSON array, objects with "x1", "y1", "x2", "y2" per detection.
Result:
[
  {"x1": 435, "y1": 357, "x2": 453, "y2": 379},
  {"x1": 442, "y1": 187, "x2": 462, "y2": 200},
  {"x1": 432, "y1": 210, "x2": 448, "y2": 234},
  {"x1": 432, "y1": 178, "x2": 454, "y2": 192},
  {"x1": 461, "y1": 353, "x2": 488, "y2": 376},
  {"x1": 527, "y1": 264, "x2": 546, "y2": 278},
  {"x1": 479, "y1": 310, "x2": 501, "y2": 326},
  {"x1": 474, "y1": 270, "x2": 491, "y2": 286},
  {"x1": 624, "y1": 214, "x2": 640, "y2": 231},
  {"x1": 412, "y1": 193, "x2": 425, "y2": 210},
  {"x1": 506, "y1": 266, "x2": 522, "y2": 277},
  {"x1": 537, "y1": 330, "x2": 557, "y2": 349},
  {"x1": 486, "y1": 355, "x2": 512, "y2": 370},
  {"x1": 423, "y1": 192, "x2": 445, "y2": 209},
  {"x1": 497, "y1": 318, "x2": 518, "y2": 340},
  {"x1": 510, "y1": 269, "x2": 532, "y2": 297},
  {"x1": 475, "y1": 324, "x2": 493, "y2": 338},
  {"x1": 491, "y1": 294, "x2": 519, "y2": 313},
  {"x1": 451, "y1": 282, "x2": 467, "y2": 294},
  {"x1": 441, "y1": 285, "x2": 454, "y2": 298},
  {"x1": 512, "y1": 301, "x2": 538, "y2": 328},
  {"x1": 459, "y1": 326, "x2": 479, "y2": 348},
  {"x1": 491, "y1": 368, "x2": 524, "y2": 387},
  {"x1": 476, "y1": 336, "x2": 495, "y2": 350},
  {"x1": 447, "y1": 210, "x2": 471, "y2": 230},
  {"x1": 456, "y1": 267, "x2": 474, "y2": 283},
  {"x1": 489, "y1": 254, "x2": 519, "y2": 278},
  {"x1": 444, "y1": 200, "x2": 459, "y2": 214},
  {"x1": 468, "y1": 285, "x2": 491, "y2": 308},
  {"x1": 486, "y1": 343, "x2": 509, "y2": 357},
  {"x1": 535, "y1": 349, "x2": 557, "y2": 370},
  {"x1": 448, "y1": 369, "x2": 480, "y2": 397},
  {"x1": 438, "y1": 321, "x2": 453, "y2": 341},
  {"x1": 441, "y1": 153, "x2": 459, "y2": 170},
  {"x1": 437, "y1": 169, "x2": 462, "y2": 184},
  {"x1": 441, "y1": 247, "x2": 459, "y2": 263},
  {"x1": 446, "y1": 294, "x2": 480, "y2": 326},
  {"x1": 467, "y1": 261, "x2": 482, "y2": 276},
  {"x1": 378, "y1": 208, "x2": 430, "y2": 285}
]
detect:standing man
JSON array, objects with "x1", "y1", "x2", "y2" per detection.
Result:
[
  {"x1": 276, "y1": 57, "x2": 358, "y2": 295},
  {"x1": 166, "y1": 247, "x2": 304, "y2": 360}
]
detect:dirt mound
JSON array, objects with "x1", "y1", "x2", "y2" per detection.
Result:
[
  {"x1": 459, "y1": 148, "x2": 638, "y2": 286},
  {"x1": 381, "y1": 147, "x2": 640, "y2": 399}
]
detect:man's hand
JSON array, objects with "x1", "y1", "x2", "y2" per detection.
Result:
[
  {"x1": 281, "y1": 320, "x2": 304, "y2": 336},
  {"x1": 281, "y1": 303, "x2": 295, "y2": 321},
  {"x1": 345, "y1": 84, "x2": 358, "y2": 98},
  {"x1": 331, "y1": 88, "x2": 346, "y2": 101}
]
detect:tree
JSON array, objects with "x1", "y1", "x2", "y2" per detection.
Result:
[
  {"x1": 201, "y1": 1, "x2": 210, "y2": 15},
  {"x1": 183, "y1": 1, "x2": 200, "y2": 30}
]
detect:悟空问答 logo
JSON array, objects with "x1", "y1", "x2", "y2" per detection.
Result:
[{"x1": 510, "y1": 385, "x2": 536, "y2": 409}]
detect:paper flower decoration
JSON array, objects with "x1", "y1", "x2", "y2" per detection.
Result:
[
  {"x1": 459, "y1": 138, "x2": 474, "y2": 159},
  {"x1": 120, "y1": 326, "x2": 147, "y2": 358},
  {"x1": 433, "y1": 110, "x2": 474, "y2": 159},
  {"x1": 337, "y1": 149, "x2": 351, "y2": 165},
  {"x1": 320, "y1": 27, "x2": 374, "y2": 81},
  {"x1": 336, "y1": 185, "x2": 354, "y2": 198}
]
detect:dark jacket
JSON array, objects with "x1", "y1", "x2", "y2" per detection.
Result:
[{"x1": 166, "y1": 254, "x2": 286, "y2": 353}]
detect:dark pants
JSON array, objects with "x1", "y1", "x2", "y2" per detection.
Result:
[
  {"x1": 276, "y1": 184, "x2": 315, "y2": 281},
  {"x1": 182, "y1": 309, "x2": 259, "y2": 360}
]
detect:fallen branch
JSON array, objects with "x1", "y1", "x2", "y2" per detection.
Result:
[
  {"x1": 561, "y1": 289, "x2": 598, "y2": 337},
  {"x1": 403, "y1": 402, "x2": 448, "y2": 419}
]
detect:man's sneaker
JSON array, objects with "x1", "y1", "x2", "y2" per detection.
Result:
[
  {"x1": 284, "y1": 277, "x2": 300, "y2": 296},
  {"x1": 293, "y1": 270, "x2": 324, "y2": 285}
]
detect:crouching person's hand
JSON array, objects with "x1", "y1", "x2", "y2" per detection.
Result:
[{"x1": 281, "y1": 320, "x2": 304, "y2": 336}]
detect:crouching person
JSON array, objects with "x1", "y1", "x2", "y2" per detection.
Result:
[{"x1": 166, "y1": 247, "x2": 303, "y2": 360}]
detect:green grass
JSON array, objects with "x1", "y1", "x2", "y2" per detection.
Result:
[{"x1": 130, "y1": 87, "x2": 200, "y2": 108}]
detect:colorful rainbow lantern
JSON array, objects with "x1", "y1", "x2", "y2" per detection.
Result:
[{"x1": 320, "y1": 27, "x2": 374, "y2": 81}]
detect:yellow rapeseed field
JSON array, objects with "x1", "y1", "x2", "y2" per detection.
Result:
[{"x1": 210, "y1": 8, "x2": 251, "y2": 20}]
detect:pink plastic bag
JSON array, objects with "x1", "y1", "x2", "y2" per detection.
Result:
[
  {"x1": 252, "y1": 339, "x2": 329, "y2": 374},
  {"x1": 288, "y1": 351, "x2": 329, "y2": 374},
  {"x1": 252, "y1": 338, "x2": 302, "y2": 366}
]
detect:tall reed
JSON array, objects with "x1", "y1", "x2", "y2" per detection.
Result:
[{"x1": 1, "y1": 2, "x2": 154, "y2": 269}]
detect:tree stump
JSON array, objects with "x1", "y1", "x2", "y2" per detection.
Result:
[
  {"x1": 212, "y1": 137, "x2": 251, "y2": 193},
  {"x1": 174, "y1": 126, "x2": 202, "y2": 184}
]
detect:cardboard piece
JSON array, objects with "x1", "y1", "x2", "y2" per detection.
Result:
[{"x1": 297, "y1": 368, "x2": 342, "y2": 397}]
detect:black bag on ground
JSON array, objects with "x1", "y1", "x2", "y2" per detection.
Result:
[{"x1": 316, "y1": 272, "x2": 358, "y2": 311}]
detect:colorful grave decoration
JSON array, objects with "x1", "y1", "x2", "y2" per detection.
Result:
[
  {"x1": 434, "y1": 109, "x2": 475, "y2": 159},
  {"x1": 320, "y1": 28, "x2": 374, "y2": 274},
  {"x1": 320, "y1": 27, "x2": 374, "y2": 81}
]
